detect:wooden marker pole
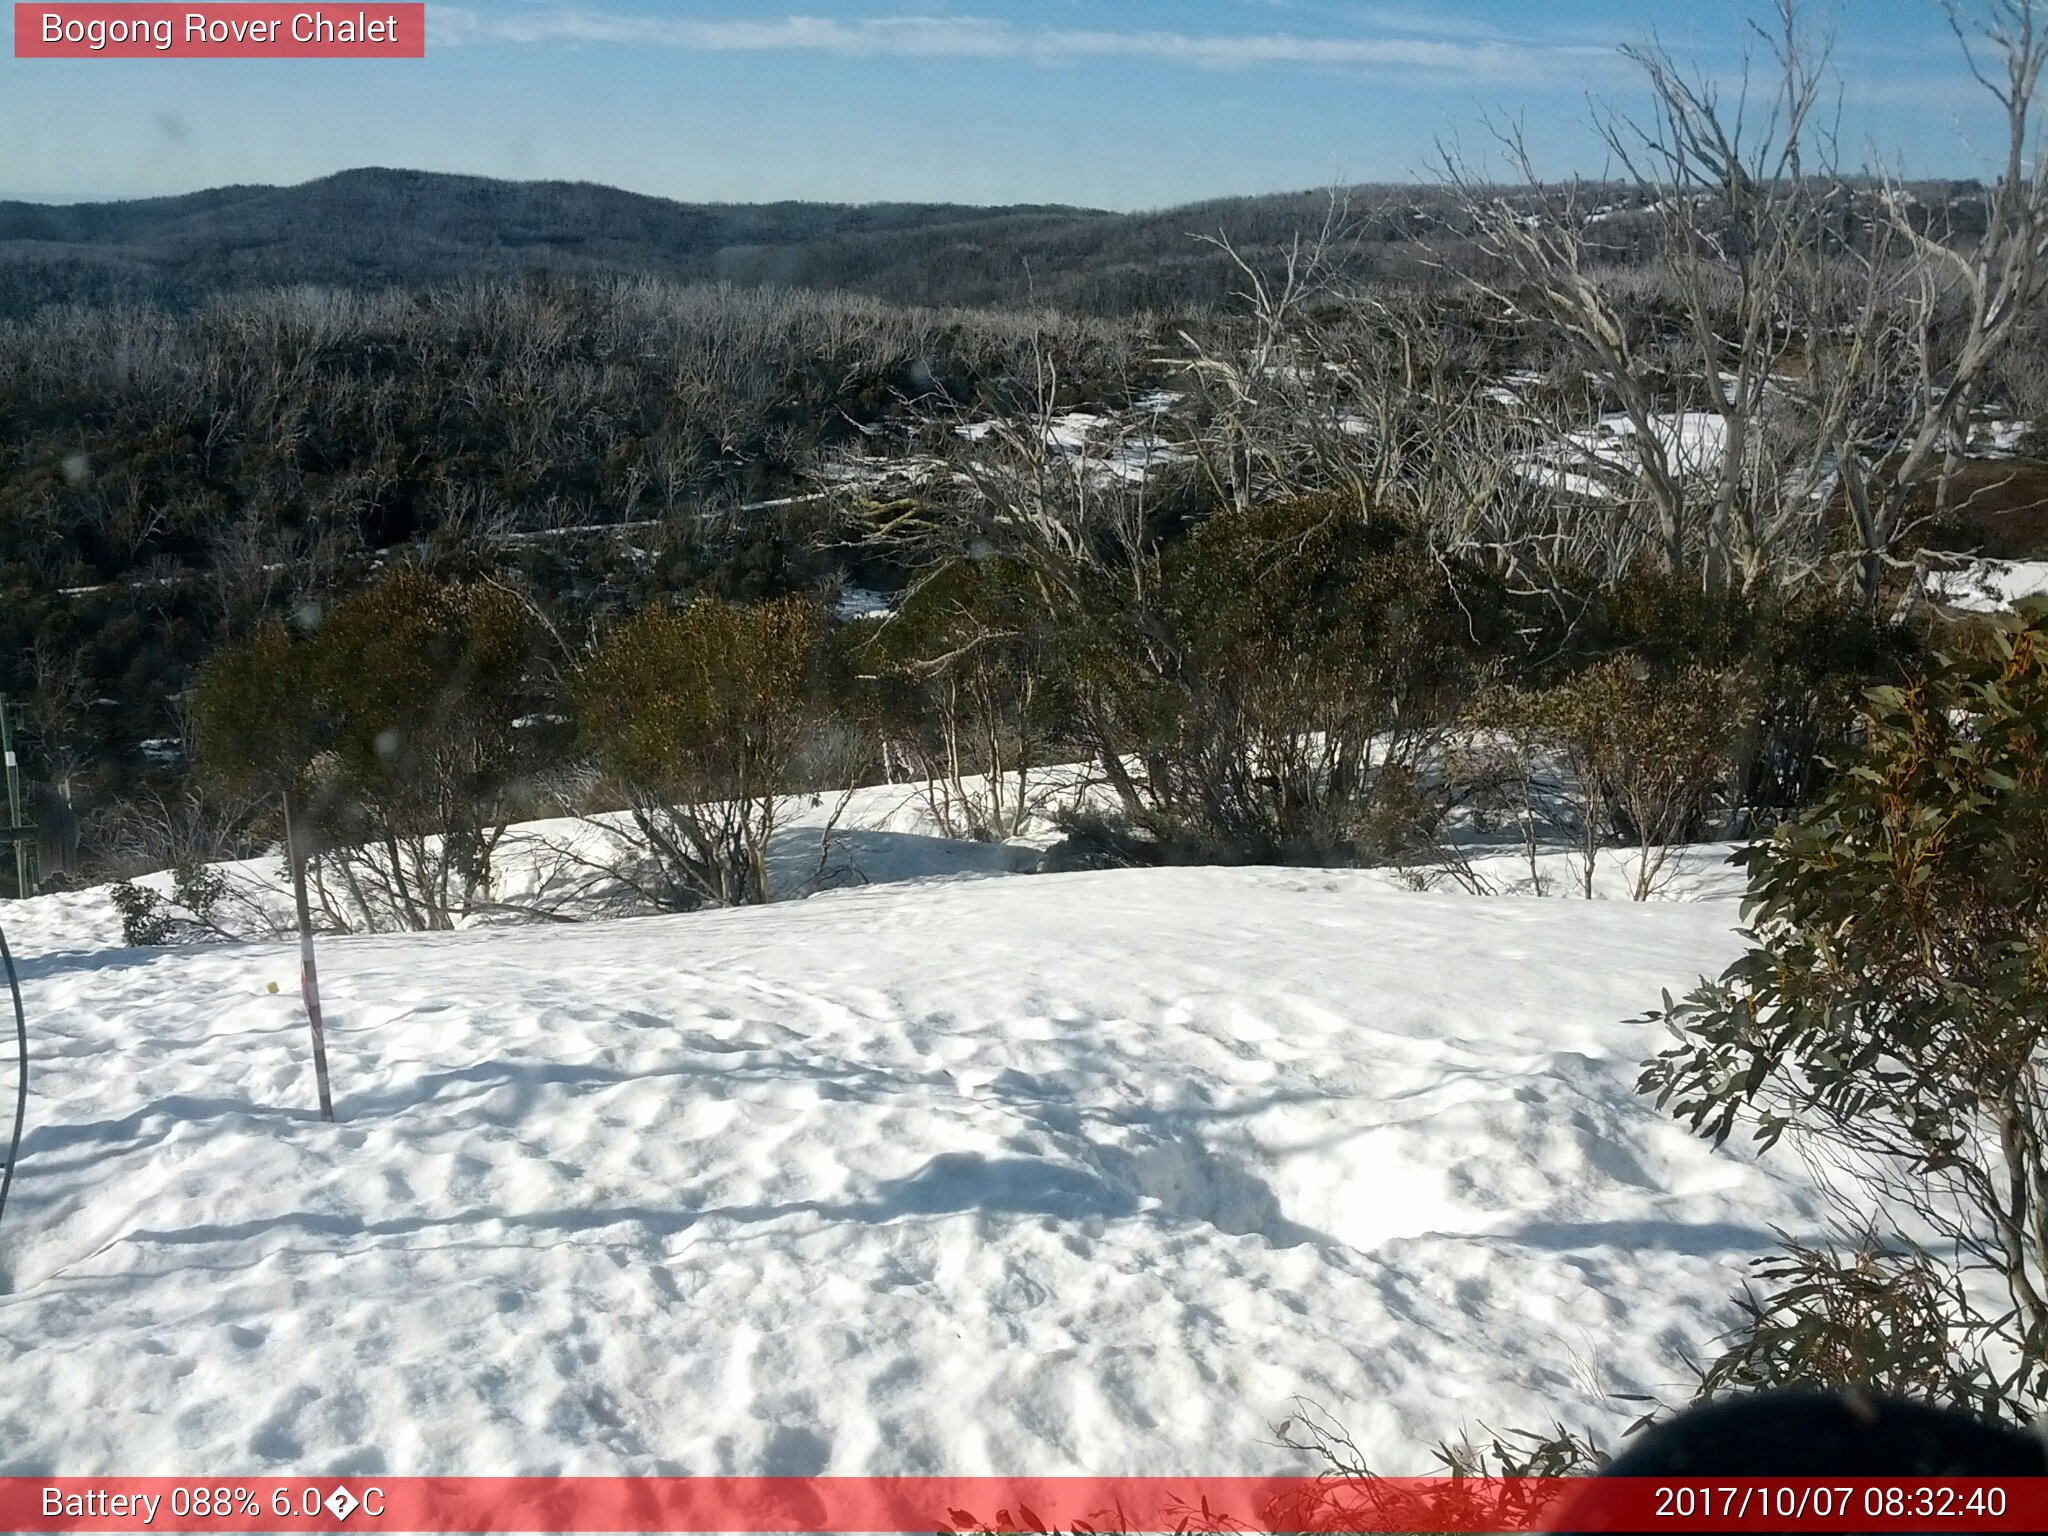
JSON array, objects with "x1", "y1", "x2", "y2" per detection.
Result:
[{"x1": 282, "y1": 789, "x2": 335, "y2": 1122}]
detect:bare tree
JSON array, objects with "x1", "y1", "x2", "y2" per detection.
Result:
[
  {"x1": 1446, "y1": 1, "x2": 2048, "y2": 607},
  {"x1": 1832, "y1": 0, "x2": 2048, "y2": 606},
  {"x1": 869, "y1": 339, "x2": 1172, "y2": 823},
  {"x1": 1443, "y1": 2, "x2": 1837, "y2": 594}
]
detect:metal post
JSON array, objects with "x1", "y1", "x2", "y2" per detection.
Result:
[
  {"x1": 0, "y1": 702, "x2": 33, "y2": 900},
  {"x1": 282, "y1": 789, "x2": 335, "y2": 1122}
]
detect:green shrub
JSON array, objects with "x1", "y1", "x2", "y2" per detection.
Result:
[
  {"x1": 1736, "y1": 592, "x2": 1922, "y2": 825},
  {"x1": 1071, "y1": 496, "x2": 1495, "y2": 867},
  {"x1": 109, "y1": 863, "x2": 233, "y2": 947},
  {"x1": 1474, "y1": 655, "x2": 1742, "y2": 898},
  {"x1": 859, "y1": 560, "x2": 1072, "y2": 840},
  {"x1": 574, "y1": 595, "x2": 836, "y2": 907},
  {"x1": 188, "y1": 620, "x2": 321, "y2": 796},
  {"x1": 1504, "y1": 573, "x2": 1920, "y2": 838},
  {"x1": 1690, "y1": 1240, "x2": 1979, "y2": 1409},
  {"x1": 193, "y1": 569, "x2": 549, "y2": 929}
]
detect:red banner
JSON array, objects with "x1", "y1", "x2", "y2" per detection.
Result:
[
  {"x1": 13, "y1": 4, "x2": 425, "y2": 58},
  {"x1": 2, "y1": 1476, "x2": 2043, "y2": 1533}
]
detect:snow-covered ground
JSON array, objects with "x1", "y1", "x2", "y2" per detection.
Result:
[
  {"x1": 0, "y1": 817, "x2": 1827, "y2": 1478},
  {"x1": 823, "y1": 402, "x2": 1187, "y2": 498},
  {"x1": 1966, "y1": 417, "x2": 2034, "y2": 458},
  {"x1": 1515, "y1": 412, "x2": 1731, "y2": 503},
  {"x1": 1918, "y1": 555, "x2": 2048, "y2": 615},
  {"x1": 831, "y1": 586, "x2": 898, "y2": 622}
]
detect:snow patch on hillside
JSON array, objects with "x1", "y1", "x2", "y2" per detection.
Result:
[{"x1": 1515, "y1": 413, "x2": 1730, "y2": 503}]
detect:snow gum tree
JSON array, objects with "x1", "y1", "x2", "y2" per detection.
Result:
[
  {"x1": 1641, "y1": 604, "x2": 2048, "y2": 1416},
  {"x1": 1448, "y1": 0, "x2": 2048, "y2": 608}
]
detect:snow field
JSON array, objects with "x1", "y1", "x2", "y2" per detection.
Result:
[{"x1": 0, "y1": 859, "x2": 1826, "y2": 1478}]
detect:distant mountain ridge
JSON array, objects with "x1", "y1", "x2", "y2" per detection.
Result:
[
  {"x1": 0, "y1": 168, "x2": 1107, "y2": 310},
  {"x1": 0, "y1": 166, "x2": 1441, "y2": 318}
]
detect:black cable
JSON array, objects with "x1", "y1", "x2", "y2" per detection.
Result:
[{"x1": 0, "y1": 912, "x2": 24, "y2": 1237}]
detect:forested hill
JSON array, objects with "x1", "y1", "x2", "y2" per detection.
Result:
[{"x1": 0, "y1": 167, "x2": 1446, "y2": 318}]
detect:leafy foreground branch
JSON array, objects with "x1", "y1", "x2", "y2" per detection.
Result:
[{"x1": 1642, "y1": 600, "x2": 2048, "y2": 1421}]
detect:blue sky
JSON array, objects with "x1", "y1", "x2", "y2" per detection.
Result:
[{"x1": 0, "y1": 1, "x2": 2020, "y2": 208}]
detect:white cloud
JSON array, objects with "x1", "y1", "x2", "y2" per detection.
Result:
[{"x1": 432, "y1": 8, "x2": 1609, "y2": 82}]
